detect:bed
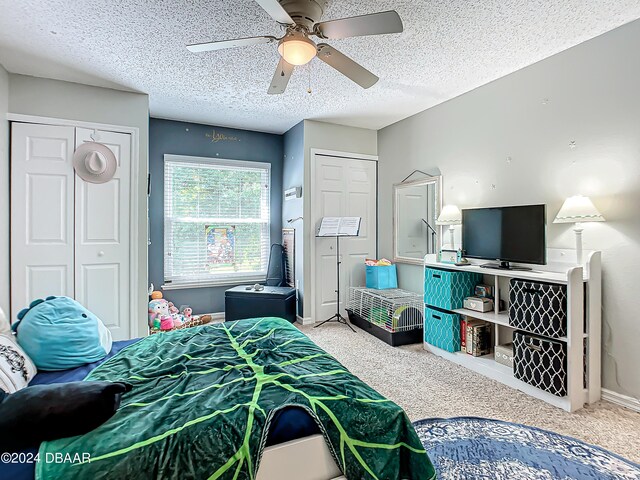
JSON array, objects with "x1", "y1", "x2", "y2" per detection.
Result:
[{"x1": 4, "y1": 317, "x2": 434, "y2": 480}]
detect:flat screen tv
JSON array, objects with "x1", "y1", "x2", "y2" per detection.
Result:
[{"x1": 461, "y1": 204, "x2": 547, "y2": 270}]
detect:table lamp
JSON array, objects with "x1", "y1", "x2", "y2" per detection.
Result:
[
  {"x1": 553, "y1": 195, "x2": 605, "y2": 264},
  {"x1": 436, "y1": 205, "x2": 462, "y2": 248}
]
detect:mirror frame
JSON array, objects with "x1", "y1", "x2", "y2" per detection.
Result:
[{"x1": 392, "y1": 176, "x2": 443, "y2": 265}]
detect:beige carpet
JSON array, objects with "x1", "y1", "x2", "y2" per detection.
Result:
[{"x1": 298, "y1": 322, "x2": 640, "y2": 464}]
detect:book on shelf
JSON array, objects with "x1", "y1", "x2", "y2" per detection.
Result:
[
  {"x1": 465, "y1": 319, "x2": 492, "y2": 357},
  {"x1": 460, "y1": 317, "x2": 468, "y2": 352}
]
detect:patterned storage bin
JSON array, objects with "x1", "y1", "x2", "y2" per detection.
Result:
[
  {"x1": 424, "y1": 267, "x2": 482, "y2": 310},
  {"x1": 424, "y1": 306, "x2": 461, "y2": 352},
  {"x1": 509, "y1": 279, "x2": 567, "y2": 338},
  {"x1": 513, "y1": 331, "x2": 567, "y2": 397}
]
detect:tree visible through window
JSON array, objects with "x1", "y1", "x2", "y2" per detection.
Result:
[{"x1": 164, "y1": 156, "x2": 270, "y2": 286}]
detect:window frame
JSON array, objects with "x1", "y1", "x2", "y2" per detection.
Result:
[{"x1": 162, "y1": 154, "x2": 271, "y2": 290}]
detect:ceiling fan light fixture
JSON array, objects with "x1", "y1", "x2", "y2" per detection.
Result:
[
  {"x1": 188, "y1": 2, "x2": 403, "y2": 95},
  {"x1": 278, "y1": 34, "x2": 317, "y2": 66}
]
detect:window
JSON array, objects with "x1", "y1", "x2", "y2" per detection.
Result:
[{"x1": 163, "y1": 155, "x2": 271, "y2": 288}]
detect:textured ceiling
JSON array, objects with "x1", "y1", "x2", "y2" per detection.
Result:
[{"x1": 1, "y1": 1, "x2": 639, "y2": 134}]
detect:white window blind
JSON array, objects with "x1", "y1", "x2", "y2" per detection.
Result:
[{"x1": 163, "y1": 155, "x2": 271, "y2": 288}]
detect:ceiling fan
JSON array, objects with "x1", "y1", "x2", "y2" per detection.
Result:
[{"x1": 187, "y1": 0, "x2": 403, "y2": 94}]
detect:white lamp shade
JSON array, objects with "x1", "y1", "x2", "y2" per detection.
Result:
[
  {"x1": 278, "y1": 35, "x2": 317, "y2": 66},
  {"x1": 436, "y1": 205, "x2": 462, "y2": 225},
  {"x1": 553, "y1": 195, "x2": 605, "y2": 224}
]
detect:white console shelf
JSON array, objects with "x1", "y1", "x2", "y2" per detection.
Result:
[{"x1": 423, "y1": 248, "x2": 601, "y2": 412}]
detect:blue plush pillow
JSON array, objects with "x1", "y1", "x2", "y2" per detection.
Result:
[{"x1": 12, "y1": 297, "x2": 112, "y2": 371}]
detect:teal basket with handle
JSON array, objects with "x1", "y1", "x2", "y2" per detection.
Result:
[
  {"x1": 424, "y1": 267, "x2": 482, "y2": 310},
  {"x1": 424, "y1": 306, "x2": 461, "y2": 352}
]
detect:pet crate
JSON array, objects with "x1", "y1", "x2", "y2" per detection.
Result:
[{"x1": 346, "y1": 287, "x2": 423, "y2": 346}]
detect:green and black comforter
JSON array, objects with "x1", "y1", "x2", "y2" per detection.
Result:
[{"x1": 38, "y1": 317, "x2": 435, "y2": 479}]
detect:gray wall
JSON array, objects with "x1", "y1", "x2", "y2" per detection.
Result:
[
  {"x1": 6, "y1": 74, "x2": 150, "y2": 336},
  {"x1": 378, "y1": 20, "x2": 640, "y2": 398},
  {"x1": 0, "y1": 65, "x2": 8, "y2": 316},
  {"x1": 149, "y1": 118, "x2": 284, "y2": 315},
  {"x1": 282, "y1": 121, "x2": 304, "y2": 316},
  {"x1": 301, "y1": 120, "x2": 378, "y2": 320}
]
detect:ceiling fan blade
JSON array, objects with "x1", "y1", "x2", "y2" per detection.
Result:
[
  {"x1": 255, "y1": 0, "x2": 295, "y2": 25},
  {"x1": 316, "y1": 44, "x2": 378, "y2": 89},
  {"x1": 268, "y1": 57, "x2": 294, "y2": 94},
  {"x1": 314, "y1": 10, "x2": 403, "y2": 40},
  {"x1": 187, "y1": 36, "x2": 276, "y2": 53}
]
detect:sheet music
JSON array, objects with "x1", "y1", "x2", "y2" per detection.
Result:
[
  {"x1": 337, "y1": 217, "x2": 361, "y2": 236},
  {"x1": 318, "y1": 217, "x2": 341, "y2": 236},
  {"x1": 317, "y1": 217, "x2": 361, "y2": 237}
]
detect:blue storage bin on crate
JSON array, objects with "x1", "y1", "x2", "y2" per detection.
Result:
[
  {"x1": 366, "y1": 265, "x2": 398, "y2": 289},
  {"x1": 424, "y1": 306, "x2": 461, "y2": 352},
  {"x1": 424, "y1": 267, "x2": 482, "y2": 310}
]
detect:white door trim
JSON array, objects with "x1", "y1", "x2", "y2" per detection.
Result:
[
  {"x1": 8, "y1": 113, "x2": 142, "y2": 338},
  {"x1": 309, "y1": 149, "x2": 378, "y2": 323},
  {"x1": 310, "y1": 148, "x2": 378, "y2": 162}
]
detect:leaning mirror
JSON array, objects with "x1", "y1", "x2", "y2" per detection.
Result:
[{"x1": 393, "y1": 176, "x2": 442, "y2": 265}]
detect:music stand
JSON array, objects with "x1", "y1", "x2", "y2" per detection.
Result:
[{"x1": 315, "y1": 217, "x2": 361, "y2": 332}]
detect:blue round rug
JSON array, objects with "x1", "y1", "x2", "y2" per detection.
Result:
[{"x1": 413, "y1": 417, "x2": 640, "y2": 480}]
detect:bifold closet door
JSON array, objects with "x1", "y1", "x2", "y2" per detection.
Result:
[
  {"x1": 313, "y1": 155, "x2": 377, "y2": 321},
  {"x1": 75, "y1": 128, "x2": 131, "y2": 341},
  {"x1": 10, "y1": 123, "x2": 76, "y2": 320},
  {"x1": 11, "y1": 124, "x2": 131, "y2": 340}
]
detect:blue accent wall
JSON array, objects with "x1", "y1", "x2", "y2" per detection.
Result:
[{"x1": 149, "y1": 118, "x2": 283, "y2": 314}]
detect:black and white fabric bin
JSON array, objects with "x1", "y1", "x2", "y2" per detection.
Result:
[
  {"x1": 513, "y1": 331, "x2": 567, "y2": 397},
  {"x1": 509, "y1": 279, "x2": 567, "y2": 338}
]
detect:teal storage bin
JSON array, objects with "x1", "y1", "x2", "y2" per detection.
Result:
[
  {"x1": 424, "y1": 306, "x2": 461, "y2": 352},
  {"x1": 366, "y1": 265, "x2": 398, "y2": 289},
  {"x1": 424, "y1": 267, "x2": 482, "y2": 310}
]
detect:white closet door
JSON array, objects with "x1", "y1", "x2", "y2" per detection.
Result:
[
  {"x1": 10, "y1": 123, "x2": 76, "y2": 320},
  {"x1": 313, "y1": 155, "x2": 377, "y2": 321},
  {"x1": 75, "y1": 128, "x2": 131, "y2": 340}
]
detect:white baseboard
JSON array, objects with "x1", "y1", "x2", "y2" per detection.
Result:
[
  {"x1": 202, "y1": 312, "x2": 225, "y2": 321},
  {"x1": 601, "y1": 388, "x2": 640, "y2": 413},
  {"x1": 296, "y1": 315, "x2": 314, "y2": 326}
]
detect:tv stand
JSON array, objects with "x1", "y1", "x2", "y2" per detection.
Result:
[
  {"x1": 423, "y1": 250, "x2": 602, "y2": 412},
  {"x1": 481, "y1": 260, "x2": 531, "y2": 271}
]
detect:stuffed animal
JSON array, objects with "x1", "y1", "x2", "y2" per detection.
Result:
[
  {"x1": 160, "y1": 316, "x2": 175, "y2": 331},
  {"x1": 183, "y1": 307, "x2": 193, "y2": 320},
  {"x1": 172, "y1": 315, "x2": 184, "y2": 328},
  {"x1": 148, "y1": 299, "x2": 171, "y2": 330},
  {"x1": 12, "y1": 296, "x2": 112, "y2": 371},
  {"x1": 168, "y1": 302, "x2": 179, "y2": 316},
  {"x1": 150, "y1": 290, "x2": 163, "y2": 300},
  {"x1": 149, "y1": 299, "x2": 187, "y2": 331}
]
